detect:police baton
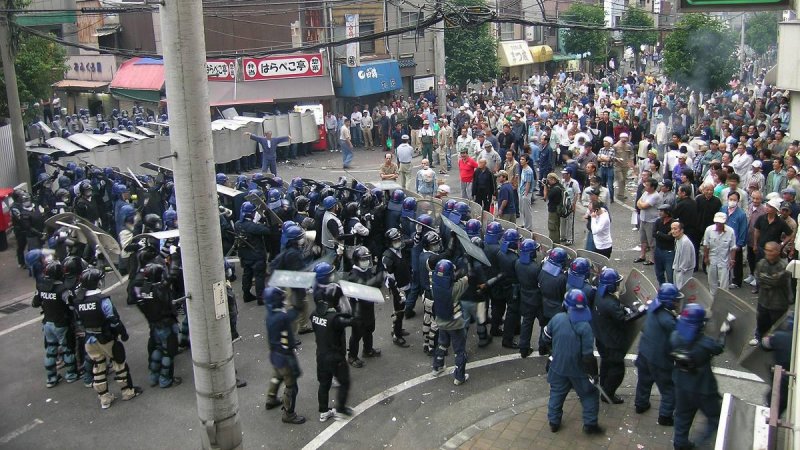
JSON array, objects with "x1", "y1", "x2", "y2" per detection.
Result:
[{"x1": 587, "y1": 375, "x2": 614, "y2": 404}]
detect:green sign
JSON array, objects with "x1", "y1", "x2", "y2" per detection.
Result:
[{"x1": 679, "y1": 0, "x2": 791, "y2": 11}]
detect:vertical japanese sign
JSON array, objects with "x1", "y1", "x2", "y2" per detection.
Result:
[{"x1": 345, "y1": 14, "x2": 360, "y2": 68}]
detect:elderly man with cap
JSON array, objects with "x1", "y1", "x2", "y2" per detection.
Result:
[
  {"x1": 416, "y1": 159, "x2": 437, "y2": 196},
  {"x1": 702, "y1": 212, "x2": 737, "y2": 296},
  {"x1": 780, "y1": 187, "x2": 800, "y2": 218},
  {"x1": 752, "y1": 197, "x2": 794, "y2": 288},
  {"x1": 479, "y1": 140, "x2": 502, "y2": 173},
  {"x1": 437, "y1": 118, "x2": 453, "y2": 173},
  {"x1": 435, "y1": 184, "x2": 450, "y2": 200},
  {"x1": 614, "y1": 132, "x2": 633, "y2": 201},
  {"x1": 597, "y1": 136, "x2": 617, "y2": 202},
  {"x1": 396, "y1": 134, "x2": 415, "y2": 191},
  {"x1": 743, "y1": 160, "x2": 765, "y2": 197},
  {"x1": 419, "y1": 119, "x2": 436, "y2": 165}
]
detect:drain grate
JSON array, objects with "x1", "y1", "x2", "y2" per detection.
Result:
[{"x1": 0, "y1": 302, "x2": 30, "y2": 315}]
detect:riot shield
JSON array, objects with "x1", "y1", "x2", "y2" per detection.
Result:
[
  {"x1": 708, "y1": 289, "x2": 757, "y2": 364},
  {"x1": 532, "y1": 232, "x2": 553, "y2": 254},
  {"x1": 619, "y1": 268, "x2": 659, "y2": 353},
  {"x1": 132, "y1": 229, "x2": 181, "y2": 241},
  {"x1": 739, "y1": 312, "x2": 792, "y2": 382},
  {"x1": 371, "y1": 180, "x2": 402, "y2": 191},
  {"x1": 495, "y1": 218, "x2": 517, "y2": 233},
  {"x1": 217, "y1": 184, "x2": 243, "y2": 198},
  {"x1": 441, "y1": 214, "x2": 491, "y2": 266},
  {"x1": 576, "y1": 249, "x2": 610, "y2": 279},
  {"x1": 140, "y1": 162, "x2": 173, "y2": 177},
  {"x1": 416, "y1": 197, "x2": 442, "y2": 221},
  {"x1": 679, "y1": 277, "x2": 713, "y2": 311},
  {"x1": 268, "y1": 270, "x2": 315, "y2": 289},
  {"x1": 553, "y1": 244, "x2": 577, "y2": 262},
  {"x1": 339, "y1": 280, "x2": 385, "y2": 304},
  {"x1": 481, "y1": 210, "x2": 495, "y2": 229},
  {"x1": 246, "y1": 193, "x2": 283, "y2": 227}
]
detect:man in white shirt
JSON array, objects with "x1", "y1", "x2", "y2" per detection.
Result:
[
  {"x1": 350, "y1": 108, "x2": 363, "y2": 147},
  {"x1": 671, "y1": 221, "x2": 696, "y2": 288},
  {"x1": 702, "y1": 212, "x2": 737, "y2": 296},
  {"x1": 730, "y1": 143, "x2": 754, "y2": 179},
  {"x1": 478, "y1": 141, "x2": 501, "y2": 173},
  {"x1": 361, "y1": 110, "x2": 374, "y2": 148},
  {"x1": 396, "y1": 135, "x2": 415, "y2": 191}
]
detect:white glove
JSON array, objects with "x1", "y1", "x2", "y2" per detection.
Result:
[
  {"x1": 623, "y1": 306, "x2": 633, "y2": 315},
  {"x1": 720, "y1": 321, "x2": 731, "y2": 334},
  {"x1": 637, "y1": 303, "x2": 647, "y2": 313},
  {"x1": 336, "y1": 244, "x2": 344, "y2": 256},
  {"x1": 399, "y1": 290, "x2": 406, "y2": 303}
]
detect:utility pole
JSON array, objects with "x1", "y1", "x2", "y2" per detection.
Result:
[
  {"x1": 740, "y1": 13, "x2": 746, "y2": 79},
  {"x1": 159, "y1": 1, "x2": 242, "y2": 449},
  {"x1": 434, "y1": 0, "x2": 447, "y2": 117},
  {"x1": 0, "y1": 16, "x2": 31, "y2": 189}
]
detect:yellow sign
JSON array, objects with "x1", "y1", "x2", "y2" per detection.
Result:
[
  {"x1": 566, "y1": 59, "x2": 580, "y2": 72},
  {"x1": 529, "y1": 45, "x2": 553, "y2": 63},
  {"x1": 498, "y1": 40, "x2": 534, "y2": 67}
]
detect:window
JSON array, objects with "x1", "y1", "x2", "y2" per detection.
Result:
[
  {"x1": 360, "y1": 20, "x2": 375, "y2": 54},
  {"x1": 499, "y1": 23, "x2": 515, "y2": 41},
  {"x1": 401, "y1": 11, "x2": 424, "y2": 38}
]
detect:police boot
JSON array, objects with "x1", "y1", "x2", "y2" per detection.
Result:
[{"x1": 282, "y1": 410, "x2": 306, "y2": 425}]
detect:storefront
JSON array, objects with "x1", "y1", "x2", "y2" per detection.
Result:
[
  {"x1": 52, "y1": 55, "x2": 118, "y2": 116},
  {"x1": 206, "y1": 53, "x2": 335, "y2": 116},
  {"x1": 335, "y1": 59, "x2": 402, "y2": 111},
  {"x1": 109, "y1": 57, "x2": 165, "y2": 113},
  {"x1": 498, "y1": 40, "x2": 534, "y2": 80},
  {"x1": 529, "y1": 45, "x2": 553, "y2": 75}
]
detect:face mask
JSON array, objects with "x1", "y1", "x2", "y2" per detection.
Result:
[{"x1": 728, "y1": 201, "x2": 737, "y2": 208}]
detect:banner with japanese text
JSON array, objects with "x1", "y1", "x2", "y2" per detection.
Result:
[{"x1": 242, "y1": 53, "x2": 324, "y2": 81}]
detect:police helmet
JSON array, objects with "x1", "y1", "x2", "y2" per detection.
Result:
[
  {"x1": 58, "y1": 175, "x2": 71, "y2": 189},
  {"x1": 66, "y1": 162, "x2": 77, "y2": 172},
  {"x1": 112, "y1": 183, "x2": 128, "y2": 197},
  {"x1": 263, "y1": 286, "x2": 286, "y2": 308},
  {"x1": 598, "y1": 267, "x2": 623, "y2": 286},
  {"x1": 120, "y1": 204, "x2": 136, "y2": 224},
  {"x1": 676, "y1": 303, "x2": 707, "y2": 342},
  {"x1": 37, "y1": 173, "x2": 51, "y2": 184},
  {"x1": 78, "y1": 267, "x2": 105, "y2": 290},
  {"x1": 313, "y1": 262, "x2": 335, "y2": 284},
  {"x1": 216, "y1": 173, "x2": 229, "y2": 185},
  {"x1": 63, "y1": 256, "x2": 86, "y2": 278},
  {"x1": 284, "y1": 226, "x2": 305, "y2": 245},
  {"x1": 422, "y1": 230, "x2": 442, "y2": 251},
  {"x1": 391, "y1": 189, "x2": 406, "y2": 204},
  {"x1": 353, "y1": 246, "x2": 372, "y2": 269},
  {"x1": 247, "y1": 188, "x2": 263, "y2": 199},
  {"x1": 343, "y1": 202, "x2": 360, "y2": 219},
  {"x1": 235, "y1": 175, "x2": 248, "y2": 188},
  {"x1": 434, "y1": 259, "x2": 455, "y2": 278},
  {"x1": 501, "y1": 228, "x2": 520, "y2": 250},
  {"x1": 569, "y1": 257, "x2": 591, "y2": 278},
  {"x1": 252, "y1": 172, "x2": 265, "y2": 182},
  {"x1": 268, "y1": 188, "x2": 281, "y2": 204},
  {"x1": 370, "y1": 188, "x2": 384, "y2": 204},
  {"x1": 563, "y1": 289, "x2": 591, "y2": 322},
  {"x1": 78, "y1": 180, "x2": 93, "y2": 196},
  {"x1": 55, "y1": 188, "x2": 70, "y2": 203},
  {"x1": 417, "y1": 214, "x2": 434, "y2": 228},
  {"x1": 656, "y1": 282, "x2": 684, "y2": 308},
  {"x1": 40, "y1": 154, "x2": 52, "y2": 164},
  {"x1": 281, "y1": 220, "x2": 298, "y2": 234},
  {"x1": 74, "y1": 167, "x2": 85, "y2": 181},
  {"x1": 465, "y1": 219, "x2": 482, "y2": 238},
  {"x1": 143, "y1": 213, "x2": 163, "y2": 232},
  {"x1": 547, "y1": 247, "x2": 568, "y2": 266},
  {"x1": 518, "y1": 238, "x2": 539, "y2": 264},
  {"x1": 291, "y1": 177, "x2": 304, "y2": 190},
  {"x1": 402, "y1": 197, "x2": 417, "y2": 212},
  {"x1": 385, "y1": 227, "x2": 403, "y2": 245},
  {"x1": 143, "y1": 263, "x2": 167, "y2": 283},
  {"x1": 322, "y1": 195, "x2": 339, "y2": 211},
  {"x1": 163, "y1": 209, "x2": 178, "y2": 229},
  {"x1": 44, "y1": 261, "x2": 64, "y2": 281},
  {"x1": 240, "y1": 201, "x2": 257, "y2": 218},
  {"x1": 443, "y1": 199, "x2": 457, "y2": 214},
  {"x1": 455, "y1": 202, "x2": 470, "y2": 220}
]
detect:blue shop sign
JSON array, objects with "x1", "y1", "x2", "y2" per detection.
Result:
[{"x1": 337, "y1": 60, "x2": 402, "y2": 97}]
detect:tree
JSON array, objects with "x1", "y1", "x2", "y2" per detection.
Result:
[
  {"x1": 560, "y1": 4, "x2": 608, "y2": 62},
  {"x1": 745, "y1": 12, "x2": 779, "y2": 55},
  {"x1": 620, "y1": 7, "x2": 657, "y2": 69},
  {"x1": 0, "y1": 32, "x2": 67, "y2": 121},
  {"x1": 444, "y1": 0, "x2": 499, "y2": 89},
  {"x1": 663, "y1": 14, "x2": 737, "y2": 93}
]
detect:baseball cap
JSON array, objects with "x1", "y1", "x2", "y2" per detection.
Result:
[
  {"x1": 438, "y1": 184, "x2": 451, "y2": 194},
  {"x1": 713, "y1": 212, "x2": 727, "y2": 223},
  {"x1": 401, "y1": 134, "x2": 409, "y2": 140},
  {"x1": 767, "y1": 198, "x2": 782, "y2": 210},
  {"x1": 752, "y1": 160, "x2": 762, "y2": 168},
  {"x1": 483, "y1": 141, "x2": 493, "y2": 148},
  {"x1": 497, "y1": 170, "x2": 509, "y2": 178}
]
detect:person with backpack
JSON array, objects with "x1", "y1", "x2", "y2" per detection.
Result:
[
  {"x1": 560, "y1": 169, "x2": 580, "y2": 245},
  {"x1": 544, "y1": 172, "x2": 564, "y2": 243}
]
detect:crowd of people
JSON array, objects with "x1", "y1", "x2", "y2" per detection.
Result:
[{"x1": 7, "y1": 64, "x2": 795, "y2": 448}]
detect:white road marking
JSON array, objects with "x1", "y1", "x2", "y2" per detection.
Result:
[
  {"x1": 0, "y1": 418, "x2": 44, "y2": 444},
  {"x1": 302, "y1": 352, "x2": 763, "y2": 449}
]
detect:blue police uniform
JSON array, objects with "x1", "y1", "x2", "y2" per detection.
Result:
[
  {"x1": 496, "y1": 248, "x2": 519, "y2": 347},
  {"x1": 634, "y1": 303, "x2": 677, "y2": 419},
  {"x1": 517, "y1": 256, "x2": 543, "y2": 352}
]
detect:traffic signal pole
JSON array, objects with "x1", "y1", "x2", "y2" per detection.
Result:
[{"x1": 158, "y1": 0, "x2": 243, "y2": 448}]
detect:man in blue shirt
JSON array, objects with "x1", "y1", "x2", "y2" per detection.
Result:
[
  {"x1": 244, "y1": 131, "x2": 291, "y2": 176},
  {"x1": 519, "y1": 154, "x2": 535, "y2": 229},
  {"x1": 496, "y1": 170, "x2": 516, "y2": 222}
]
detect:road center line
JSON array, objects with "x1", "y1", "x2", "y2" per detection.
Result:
[{"x1": 0, "y1": 418, "x2": 44, "y2": 444}]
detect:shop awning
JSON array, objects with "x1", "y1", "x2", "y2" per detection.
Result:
[
  {"x1": 498, "y1": 40, "x2": 534, "y2": 67},
  {"x1": 530, "y1": 45, "x2": 553, "y2": 63},
  {"x1": 93, "y1": 25, "x2": 121, "y2": 37},
  {"x1": 52, "y1": 80, "x2": 109, "y2": 90},
  {"x1": 336, "y1": 60, "x2": 401, "y2": 98},
  {"x1": 552, "y1": 53, "x2": 582, "y2": 62},
  {"x1": 110, "y1": 57, "x2": 164, "y2": 102},
  {"x1": 208, "y1": 75, "x2": 333, "y2": 106}
]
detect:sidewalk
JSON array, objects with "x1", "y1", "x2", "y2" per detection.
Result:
[
  {"x1": 450, "y1": 396, "x2": 707, "y2": 450},
  {"x1": 0, "y1": 232, "x2": 36, "y2": 307}
]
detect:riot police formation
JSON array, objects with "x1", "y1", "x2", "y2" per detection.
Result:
[{"x1": 15, "y1": 161, "x2": 756, "y2": 446}]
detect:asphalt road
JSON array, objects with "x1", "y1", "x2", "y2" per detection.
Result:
[{"x1": 0, "y1": 148, "x2": 769, "y2": 449}]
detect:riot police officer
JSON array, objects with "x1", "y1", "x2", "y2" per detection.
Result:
[
  {"x1": 483, "y1": 222, "x2": 503, "y2": 336},
  {"x1": 319, "y1": 196, "x2": 345, "y2": 258},
  {"x1": 670, "y1": 303, "x2": 729, "y2": 450},
  {"x1": 459, "y1": 236, "x2": 492, "y2": 347},
  {"x1": 384, "y1": 189, "x2": 405, "y2": 231},
  {"x1": 399, "y1": 197, "x2": 417, "y2": 239},
  {"x1": 264, "y1": 287, "x2": 306, "y2": 424},
  {"x1": 74, "y1": 268, "x2": 143, "y2": 409},
  {"x1": 517, "y1": 239, "x2": 543, "y2": 358},
  {"x1": 311, "y1": 262, "x2": 355, "y2": 422},
  {"x1": 543, "y1": 289, "x2": 603, "y2": 435},
  {"x1": 418, "y1": 230, "x2": 455, "y2": 355},
  {"x1": 33, "y1": 261, "x2": 78, "y2": 386},
  {"x1": 10, "y1": 190, "x2": 45, "y2": 265},
  {"x1": 634, "y1": 282, "x2": 682, "y2": 425},
  {"x1": 133, "y1": 262, "x2": 182, "y2": 388},
  {"x1": 593, "y1": 268, "x2": 645, "y2": 404},
  {"x1": 538, "y1": 248, "x2": 568, "y2": 354},
  {"x1": 112, "y1": 183, "x2": 131, "y2": 236},
  {"x1": 566, "y1": 258, "x2": 595, "y2": 307},
  {"x1": 430, "y1": 259, "x2": 470, "y2": 385},
  {"x1": 405, "y1": 214, "x2": 435, "y2": 318},
  {"x1": 496, "y1": 229, "x2": 521, "y2": 349},
  {"x1": 346, "y1": 246, "x2": 382, "y2": 367},
  {"x1": 342, "y1": 202, "x2": 369, "y2": 271},
  {"x1": 362, "y1": 188, "x2": 387, "y2": 260},
  {"x1": 383, "y1": 228, "x2": 412, "y2": 347},
  {"x1": 236, "y1": 202, "x2": 270, "y2": 304},
  {"x1": 269, "y1": 225, "x2": 314, "y2": 335},
  {"x1": 63, "y1": 255, "x2": 92, "y2": 386},
  {"x1": 74, "y1": 180, "x2": 101, "y2": 226},
  {"x1": 761, "y1": 313, "x2": 793, "y2": 416}
]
